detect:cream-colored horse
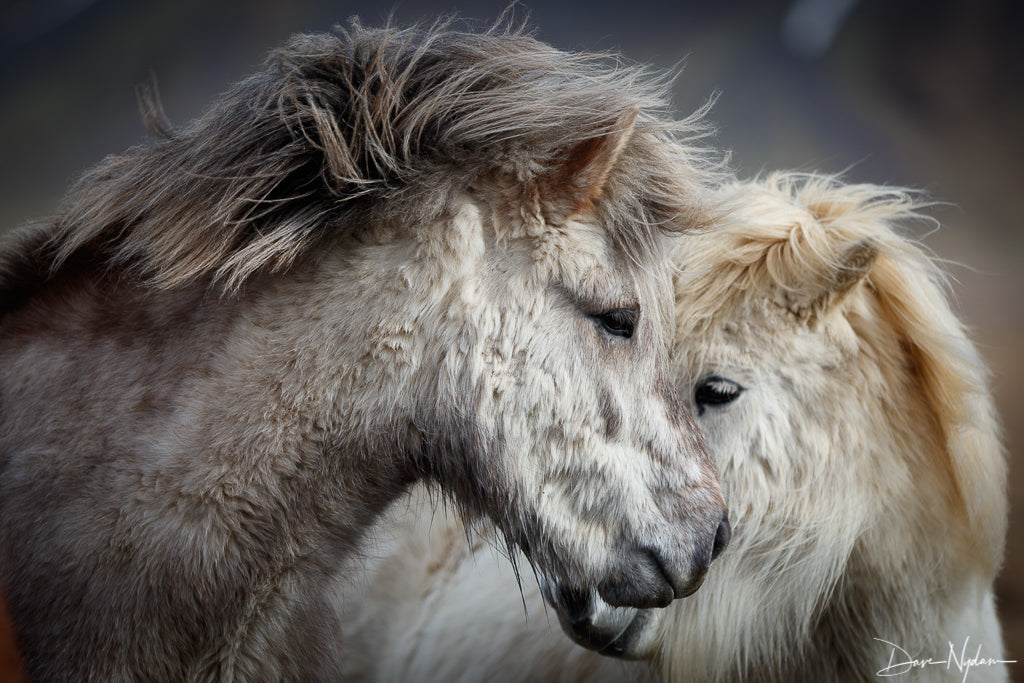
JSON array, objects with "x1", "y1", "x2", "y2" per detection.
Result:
[
  {"x1": 338, "y1": 173, "x2": 1008, "y2": 682},
  {"x1": 0, "y1": 19, "x2": 729, "y2": 680}
]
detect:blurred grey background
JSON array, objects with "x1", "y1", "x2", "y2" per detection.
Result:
[{"x1": 1, "y1": 0, "x2": 1021, "y2": 677}]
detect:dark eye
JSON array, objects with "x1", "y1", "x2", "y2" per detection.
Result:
[
  {"x1": 591, "y1": 308, "x2": 637, "y2": 339},
  {"x1": 694, "y1": 375, "x2": 743, "y2": 415}
]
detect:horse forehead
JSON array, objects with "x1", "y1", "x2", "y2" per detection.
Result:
[
  {"x1": 676, "y1": 302, "x2": 847, "y2": 372},
  {"x1": 530, "y1": 217, "x2": 675, "y2": 303},
  {"x1": 535, "y1": 218, "x2": 615, "y2": 276}
]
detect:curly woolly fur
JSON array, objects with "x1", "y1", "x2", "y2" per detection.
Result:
[
  {"x1": 0, "y1": 16, "x2": 732, "y2": 681},
  {"x1": 334, "y1": 172, "x2": 1008, "y2": 683}
]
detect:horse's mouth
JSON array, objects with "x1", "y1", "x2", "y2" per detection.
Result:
[{"x1": 538, "y1": 579, "x2": 653, "y2": 659}]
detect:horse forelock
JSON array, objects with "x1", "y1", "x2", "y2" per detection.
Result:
[{"x1": 11, "y1": 16, "x2": 719, "y2": 298}]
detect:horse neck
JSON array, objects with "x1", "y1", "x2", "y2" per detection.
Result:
[
  {"x1": 192, "y1": 259, "x2": 434, "y2": 539},
  {"x1": 6, "y1": 256, "x2": 424, "y2": 550}
]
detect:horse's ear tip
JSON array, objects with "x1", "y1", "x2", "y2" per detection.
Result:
[
  {"x1": 537, "y1": 109, "x2": 639, "y2": 220},
  {"x1": 830, "y1": 238, "x2": 879, "y2": 293},
  {"x1": 845, "y1": 239, "x2": 880, "y2": 270}
]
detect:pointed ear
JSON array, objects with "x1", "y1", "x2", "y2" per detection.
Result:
[
  {"x1": 827, "y1": 239, "x2": 879, "y2": 296},
  {"x1": 537, "y1": 108, "x2": 638, "y2": 223},
  {"x1": 785, "y1": 239, "x2": 879, "y2": 322}
]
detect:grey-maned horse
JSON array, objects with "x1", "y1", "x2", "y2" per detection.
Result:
[{"x1": 0, "y1": 19, "x2": 729, "y2": 681}]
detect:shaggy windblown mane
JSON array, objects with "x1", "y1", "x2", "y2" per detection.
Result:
[
  {"x1": 679, "y1": 172, "x2": 1006, "y2": 570},
  {"x1": 0, "y1": 16, "x2": 718, "y2": 306}
]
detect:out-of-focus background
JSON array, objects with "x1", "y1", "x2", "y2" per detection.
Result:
[{"x1": 0, "y1": 0, "x2": 1020, "y2": 680}]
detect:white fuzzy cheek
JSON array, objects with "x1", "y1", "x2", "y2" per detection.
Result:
[
  {"x1": 487, "y1": 412, "x2": 617, "y2": 568},
  {"x1": 535, "y1": 480, "x2": 613, "y2": 564},
  {"x1": 534, "y1": 430, "x2": 673, "y2": 554},
  {"x1": 702, "y1": 390, "x2": 793, "y2": 520}
]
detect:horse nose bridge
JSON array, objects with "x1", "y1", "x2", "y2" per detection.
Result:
[
  {"x1": 658, "y1": 484, "x2": 730, "y2": 549},
  {"x1": 636, "y1": 388, "x2": 716, "y2": 477},
  {"x1": 644, "y1": 425, "x2": 722, "y2": 502},
  {"x1": 630, "y1": 433, "x2": 727, "y2": 562}
]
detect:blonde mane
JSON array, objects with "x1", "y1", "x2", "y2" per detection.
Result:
[{"x1": 0, "y1": 16, "x2": 719, "y2": 306}]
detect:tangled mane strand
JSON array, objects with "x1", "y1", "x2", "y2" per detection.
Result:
[
  {"x1": 679, "y1": 172, "x2": 1006, "y2": 570},
  {"x1": 29, "y1": 15, "x2": 716, "y2": 294}
]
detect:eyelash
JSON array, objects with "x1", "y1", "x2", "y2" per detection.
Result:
[{"x1": 693, "y1": 375, "x2": 743, "y2": 414}]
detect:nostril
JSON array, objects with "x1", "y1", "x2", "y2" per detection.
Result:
[{"x1": 711, "y1": 513, "x2": 731, "y2": 562}]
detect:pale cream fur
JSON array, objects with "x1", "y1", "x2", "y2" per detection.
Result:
[{"x1": 336, "y1": 172, "x2": 1008, "y2": 682}]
